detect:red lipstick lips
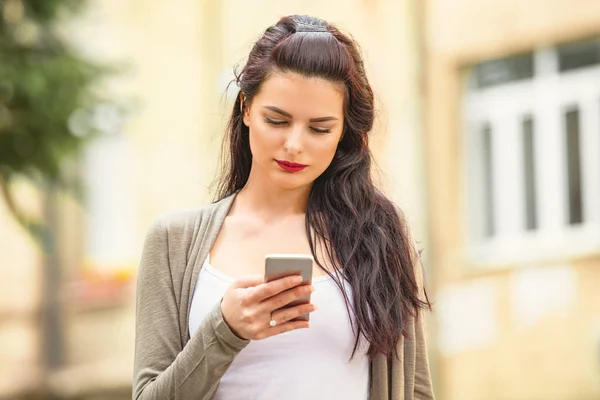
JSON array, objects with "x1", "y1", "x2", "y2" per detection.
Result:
[{"x1": 275, "y1": 159, "x2": 307, "y2": 172}]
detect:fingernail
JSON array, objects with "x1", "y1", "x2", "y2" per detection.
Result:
[
  {"x1": 294, "y1": 276, "x2": 303, "y2": 283},
  {"x1": 309, "y1": 286, "x2": 315, "y2": 292},
  {"x1": 312, "y1": 305, "x2": 318, "y2": 311}
]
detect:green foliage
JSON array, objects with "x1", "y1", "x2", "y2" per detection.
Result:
[{"x1": 0, "y1": 0, "x2": 115, "y2": 243}]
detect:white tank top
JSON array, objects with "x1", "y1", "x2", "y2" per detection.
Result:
[{"x1": 188, "y1": 256, "x2": 370, "y2": 400}]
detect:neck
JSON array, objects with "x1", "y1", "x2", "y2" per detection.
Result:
[{"x1": 233, "y1": 168, "x2": 311, "y2": 220}]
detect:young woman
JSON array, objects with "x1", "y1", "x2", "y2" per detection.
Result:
[{"x1": 133, "y1": 14, "x2": 434, "y2": 400}]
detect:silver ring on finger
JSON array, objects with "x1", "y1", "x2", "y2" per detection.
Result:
[{"x1": 269, "y1": 312, "x2": 277, "y2": 327}]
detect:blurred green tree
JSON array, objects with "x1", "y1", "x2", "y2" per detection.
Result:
[
  {"x1": 0, "y1": 0, "x2": 114, "y2": 244},
  {"x1": 1, "y1": 0, "x2": 126, "y2": 381}
]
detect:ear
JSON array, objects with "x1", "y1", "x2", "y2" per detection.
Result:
[
  {"x1": 240, "y1": 93, "x2": 250, "y2": 127},
  {"x1": 242, "y1": 107, "x2": 250, "y2": 127}
]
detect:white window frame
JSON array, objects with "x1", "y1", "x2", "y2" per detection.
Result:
[
  {"x1": 462, "y1": 46, "x2": 600, "y2": 266},
  {"x1": 81, "y1": 119, "x2": 137, "y2": 275}
]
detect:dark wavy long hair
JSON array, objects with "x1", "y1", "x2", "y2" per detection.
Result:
[{"x1": 215, "y1": 15, "x2": 430, "y2": 359}]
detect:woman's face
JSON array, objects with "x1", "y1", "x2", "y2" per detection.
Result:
[{"x1": 243, "y1": 71, "x2": 345, "y2": 191}]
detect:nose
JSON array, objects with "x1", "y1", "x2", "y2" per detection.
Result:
[{"x1": 283, "y1": 125, "x2": 304, "y2": 155}]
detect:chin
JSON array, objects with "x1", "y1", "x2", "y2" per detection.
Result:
[{"x1": 271, "y1": 172, "x2": 314, "y2": 191}]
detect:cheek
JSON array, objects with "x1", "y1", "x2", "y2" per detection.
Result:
[
  {"x1": 311, "y1": 138, "x2": 341, "y2": 168},
  {"x1": 248, "y1": 125, "x2": 279, "y2": 159}
]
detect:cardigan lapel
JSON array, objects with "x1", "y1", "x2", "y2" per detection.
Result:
[{"x1": 182, "y1": 193, "x2": 237, "y2": 344}]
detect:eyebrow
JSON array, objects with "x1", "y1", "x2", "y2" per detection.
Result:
[{"x1": 263, "y1": 106, "x2": 338, "y2": 123}]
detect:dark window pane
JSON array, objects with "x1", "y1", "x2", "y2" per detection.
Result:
[
  {"x1": 471, "y1": 53, "x2": 534, "y2": 89},
  {"x1": 565, "y1": 109, "x2": 584, "y2": 224},
  {"x1": 558, "y1": 38, "x2": 600, "y2": 72},
  {"x1": 522, "y1": 116, "x2": 538, "y2": 230},
  {"x1": 482, "y1": 124, "x2": 495, "y2": 237}
]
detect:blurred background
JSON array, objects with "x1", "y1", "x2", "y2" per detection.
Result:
[{"x1": 1, "y1": 0, "x2": 599, "y2": 399}]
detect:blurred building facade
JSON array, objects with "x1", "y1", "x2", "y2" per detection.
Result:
[
  {"x1": 425, "y1": 0, "x2": 600, "y2": 399},
  {"x1": 2, "y1": 0, "x2": 600, "y2": 399}
]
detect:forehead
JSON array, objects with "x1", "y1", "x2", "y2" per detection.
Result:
[{"x1": 253, "y1": 71, "x2": 344, "y2": 117}]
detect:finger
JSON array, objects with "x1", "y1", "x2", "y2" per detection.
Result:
[
  {"x1": 256, "y1": 320, "x2": 310, "y2": 340},
  {"x1": 232, "y1": 275, "x2": 264, "y2": 289},
  {"x1": 250, "y1": 275, "x2": 304, "y2": 302},
  {"x1": 262, "y1": 284, "x2": 314, "y2": 311},
  {"x1": 271, "y1": 303, "x2": 317, "y2": 325}
]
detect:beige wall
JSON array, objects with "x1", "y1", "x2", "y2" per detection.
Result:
[
  {"x1": 0, "y1": 181, "x2": 43, "y2": 397},
  {"x1": 425, "y1": 0, "x2": 600, "y2": 399}
]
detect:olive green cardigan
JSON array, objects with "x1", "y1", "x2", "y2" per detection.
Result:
[{"x1": 133, "y1": 193, "x2": 435, "y2": 399}]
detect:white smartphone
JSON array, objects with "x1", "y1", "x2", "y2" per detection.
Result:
[{"x1": 264, "y1": 254, "x2": 313, "y2": 321}]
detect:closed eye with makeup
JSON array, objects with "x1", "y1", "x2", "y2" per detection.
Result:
[{"x1": 262, "y1": 106, "x2": 338, "y2": 135}]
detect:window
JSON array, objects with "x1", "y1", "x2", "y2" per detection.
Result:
[
  {"x1": 558, "y1": 39, "x2": 600, "y2": 72},
  {"x1": 481, "y1": 123, "x2": 495, "y2": 237},
  {"x1": 463, "y1": 39, "x2": 600, "y2": 265},
  {"x1": 522, "y1": 115, "x2": 537, "y2": 231},
  {"x1": 564, "y1": 108, "x2": 583, "y2": 225},
  {"x1": 70, "y1": 104, "x2": 136, "y2": 308},
  {"x1": 470, "y1": 53, "x2": 534, "y2": 89}
]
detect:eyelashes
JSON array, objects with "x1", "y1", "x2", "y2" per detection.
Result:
[
  {"x1": 264, "y1": 117, "x2": 286, "y2": 126},
  {"x1": 264, "y1": 117, "x2": 331, "y2": 134}
]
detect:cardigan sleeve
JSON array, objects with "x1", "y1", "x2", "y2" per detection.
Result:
[
  {"x1": 408, "y1": 221, "x2": 435, "y2": 400},
  {"x1": 412, "y1": 261, "x2": 435, "y2": 399},
  {"x1": 132, "y1": 218, "x2": 249, "y2": 400}
]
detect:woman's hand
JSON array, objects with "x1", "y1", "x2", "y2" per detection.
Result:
[{"x1": 220, "y1": 275, "x2": 316, "y2": 340}]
